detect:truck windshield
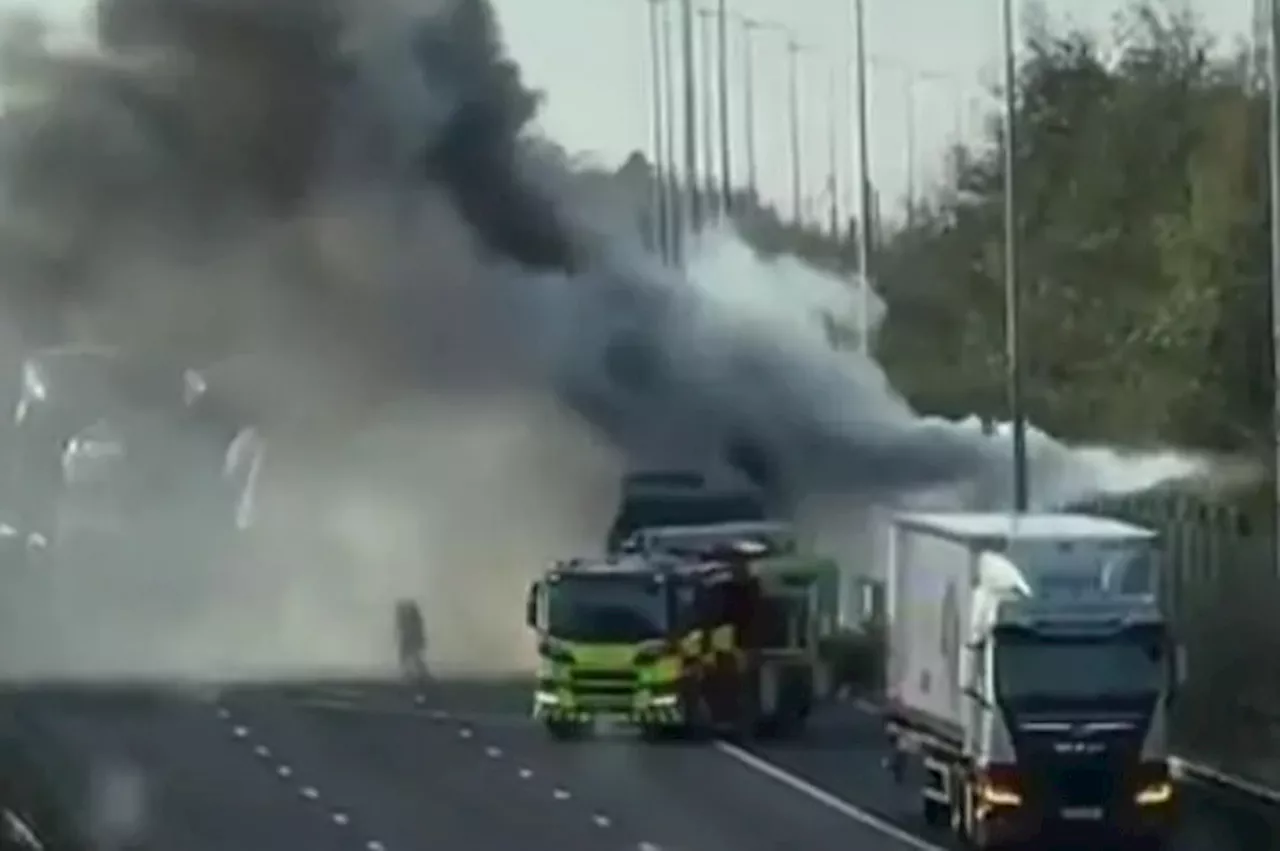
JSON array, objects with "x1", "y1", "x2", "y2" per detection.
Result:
[
  {"x1": 995, "y1": 633, "x2": 1164, "y2": 705},
  {"x1": 545, "y1": 575, "x2": 669, "y2": 643},
  {"x1": 1009, "y1": 541, "x2": 1158, "y2": 598},
  {"x1": 606, "y1": 492, "x2": 766, "y2": 552}
]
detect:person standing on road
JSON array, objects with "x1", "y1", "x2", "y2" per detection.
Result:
[{"x1": 395, "y1": 598, "x2": 428, "y2": 683}]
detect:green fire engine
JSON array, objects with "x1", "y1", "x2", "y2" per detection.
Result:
[{"x1": 524, "y1": 523, "x2": 839, "y2": 741}]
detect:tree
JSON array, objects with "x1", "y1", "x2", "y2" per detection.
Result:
[{"x1": 873, "y1": 3, "x2": 1269, "y2": 455}]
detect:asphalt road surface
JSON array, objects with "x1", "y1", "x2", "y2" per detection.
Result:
[{"x1": 1, "y1": 679, "x2": 1275, "y2": 850}]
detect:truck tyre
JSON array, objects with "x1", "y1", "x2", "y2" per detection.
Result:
[
  {"x1": 725, "y1": 669, "x2": 762, "y2": 742},
  {"x1": 950, "y1": 776, "x2": 973, "y2": 844},
  {"x1": 922, "y1": 797, "x2": 949, "y2": 828},
  {"x1": 544, "y1": 719, "x2": 586, "y2": 741}
]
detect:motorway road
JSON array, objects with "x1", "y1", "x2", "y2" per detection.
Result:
[{"x1": 0, "y1": 679, "x2": 1273, "y2": 850}]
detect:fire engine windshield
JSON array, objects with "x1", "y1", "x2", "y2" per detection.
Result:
[
  {"x1": 544, "y1": 575, "x2": 669, "y2": 643},
  {"x1": 994, "y1": 630, "x2": 1164, "y2": 707}
]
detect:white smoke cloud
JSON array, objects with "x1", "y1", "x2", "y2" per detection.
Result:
[{"x1": 0, "y1": 0, "x2": 1224, "y2": 682}]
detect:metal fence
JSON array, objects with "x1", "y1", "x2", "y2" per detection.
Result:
[{"x1": 1073, "y1": 492, "x2": 1280, "y2": 793}]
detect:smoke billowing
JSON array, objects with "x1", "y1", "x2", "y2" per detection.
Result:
[{"x1": 0, "y1": 0, "x2": 1212, "y2": 680}]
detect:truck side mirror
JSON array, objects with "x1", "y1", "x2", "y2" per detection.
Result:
[
  {"x1": 525, "y1": 583, "x2": 539, "y2": 628},
  {"x1": 1174, "y1": 645, "x2": 1188, "y2": 688}
]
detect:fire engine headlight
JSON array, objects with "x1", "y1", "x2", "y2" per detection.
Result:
[
  {"x1": 537, "y1": 640, "x2": 573, "y2": 664},
  {"x1": 1135, "y1": 781, "x2": 1174, "y2": 806},
  {"x1": 534, "y1": 691, "x2": 561, "y2": 705},
  {"x1": 978, "y1": 784, "x2": 1022, "y2": 807},
  {"x1": 634, "y1": 640, "x2": 669, "y2": 665},
  {"x1": 648, "y1": 694, "x2": 678, "y2": 707}
]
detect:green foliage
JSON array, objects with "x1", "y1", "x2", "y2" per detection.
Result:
[{"x1": 735, "y1": 1, "x2": 1274, "y2": 457}]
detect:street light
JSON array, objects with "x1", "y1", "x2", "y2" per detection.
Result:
[
  {"x1": 716, "y1": 0, "x2": 732, "y2": 215},
  {"x1": 680, "y1": 0, "x2": 701, "y2": 237},
  {"x1": 852, "y1": 0, "x2": 874, "y2": 356},
  {"x1": 787, "y1": 35, "x2": 806, "y2": 225},
  {"x1": 661, "y1": 0, "x2": 682, "y2": 263},
  {"x1": 1001, "y1": 0, "x2": 1028, "y2": 511},
  {"x1": 826, "y1": 62, "x2": 841, "y2": 239},
  {"x1": 740, "y1": 17, "x2": 765, "y2": 202},
  {"x1": 1268, "y1": 0, "x2": 1280, "y2": 565},
  {"x1": 646, "y1": 0, "x2": 670, "y2": 263},
  {"x1": 698, "y1": 8, "x2": 718, "y2": 219}
]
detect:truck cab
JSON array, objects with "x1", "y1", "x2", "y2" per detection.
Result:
[{"x1": 885, "y1": 512, "x2": 1184, "y2": 850}]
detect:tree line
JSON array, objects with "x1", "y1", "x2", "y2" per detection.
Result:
[{"x1": 634, "y1": 2, "x2": 1274, "y2": 472}]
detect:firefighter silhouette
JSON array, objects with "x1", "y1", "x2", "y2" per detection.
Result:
[{"x1": 394, "y1": 598, "x2": 428, "y2": 682}]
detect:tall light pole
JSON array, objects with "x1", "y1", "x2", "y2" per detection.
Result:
[
  {"x1": 852, "y1": 0, "x2": 874, "y2": 355},
  {"x1": 1001, "y1": 0, "x2": 1028, "y2": 511},
  {"x1": 741, "y1": 18, "x2": 761, "y2": 202},
  {"x1": 646, "y1": 0, "x2": 670, "y2": 263},
  {"x1": 661, "y1": 0, "x2": 681, "y2": 263},
  {"x1": 1268, "y1": 0, "x2": 1280, "y2": 565},
  {"x1": 827, "y1": 62, "x2": 841, "y2": 239},
  {"x1": 698, "y1": 9, "x2": 718, "y2": 220},
  {"x1": 716, "y1": 0, "x2": 732, "y2": 214},
  {"x1": 680, "y1": 0, "x2": 701, "y2": 238},
  {"x1": 903, "y1": 73, "x2": 917, "y2": 227},
  {"x1": 787, "y1": 35, "x2": 804, "y2": 225}
]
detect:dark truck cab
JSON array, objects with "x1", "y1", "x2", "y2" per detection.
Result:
[
  {"x1": 978, "y1": 609, "x2": 1180, "y2": 849},
  {"x1": 605, "y1": 470, "x2": 769, "y2": 554}
]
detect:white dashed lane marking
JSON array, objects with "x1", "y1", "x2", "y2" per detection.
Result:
[
  {"x1": 214, "y1": 688, "x2": 668, "y2": 851},
  {"x1": 214, "y1": 703, "x2": 388, "y2": 850}
]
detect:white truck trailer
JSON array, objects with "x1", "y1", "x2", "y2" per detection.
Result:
[{"x1": 882, "y1": 512, "x2": 1185, "y2": 850}]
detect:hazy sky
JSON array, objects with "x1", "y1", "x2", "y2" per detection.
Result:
[
  {"x1": 26, "y1": 0, "x2": 1259, "y2": 223},
  {"x1": 493, "y1": 0, "x2": 1256, "y2": 223}
]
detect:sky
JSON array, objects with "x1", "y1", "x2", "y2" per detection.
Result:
[
  {"x1": 19, "y1": 0, "x2": 1260, "y2": 225},
  {"x1": 492, "y1": 0, "x2": 1257, "y2": 225}
]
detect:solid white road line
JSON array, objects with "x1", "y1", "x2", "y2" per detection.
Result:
[{"x1": 712, "y1": 742, "x2": 946, "y2": 851}]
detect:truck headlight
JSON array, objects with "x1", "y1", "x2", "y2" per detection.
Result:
[
  {"x1": 978, "y1": 784, "x2": 1022, "y2": 807},
  {"x1": 1135, "y1": 781, "x2": 1173, "y2": 806},
  {"x1": 649, "y1": 694, "x2": 678, "y2": 707}
]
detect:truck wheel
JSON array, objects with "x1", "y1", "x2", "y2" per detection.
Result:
[
  {"x1": 544, "y1": 719, "x2": 586, "y2": 741},
  {"x1": 950, "y1": 777, "x2": 972, "y2": 842},
  {"x1": 753, "y1": 713, "x2": 783, "y2": 740},
  {"x1": 921, "y1": 797, "x2": 949, "y2": 828}
]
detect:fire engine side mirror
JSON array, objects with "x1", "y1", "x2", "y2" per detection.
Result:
[
  {"x1": 525, "y1": 582, "x2": 539, "y2": 628},
  {"x1": 1174, "y1": 645, "x2": 1187, "y2": 689}
]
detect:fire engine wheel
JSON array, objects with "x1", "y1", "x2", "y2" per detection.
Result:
[
  {"x1": 678, "y1": 690, "x2": 713, "y2": 741},
  {"x1": 544, "y1": 719, "x2": 588, "y2": 741}
]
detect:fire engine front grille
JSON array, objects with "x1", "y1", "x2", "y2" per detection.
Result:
[{"x1": 570, "y1": 669, "x2": 638, "y2": 696}]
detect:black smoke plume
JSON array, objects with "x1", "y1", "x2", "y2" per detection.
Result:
[{"x1": 0, "y1": 0, "x2": 1004, "y2": 507}]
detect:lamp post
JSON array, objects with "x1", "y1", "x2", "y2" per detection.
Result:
[
  {"x1": 740, "y1": 17, "x2": 762, "y2": 202},
  {"x1": 680, "y1": 0, "x2": 701, "y2": 237},
  {"x1": 1268, "y1": 0, "x2": 1280, "y2": 569},
  {"x1": 1001, "y1": 0, "x2": 1028, "y2": 511},
  {"x1": 646, "y1": 0, "x2": 670, "y2": 262},
  {"x1": 852, "y1": 0, "x2": 874, "y2": 355},
  {"x1": 716, "y1": 0, "x2": 732, "y2": 214},
  {"x1": 787, "y1": 35, "x2": 804, "y2": 224}
]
